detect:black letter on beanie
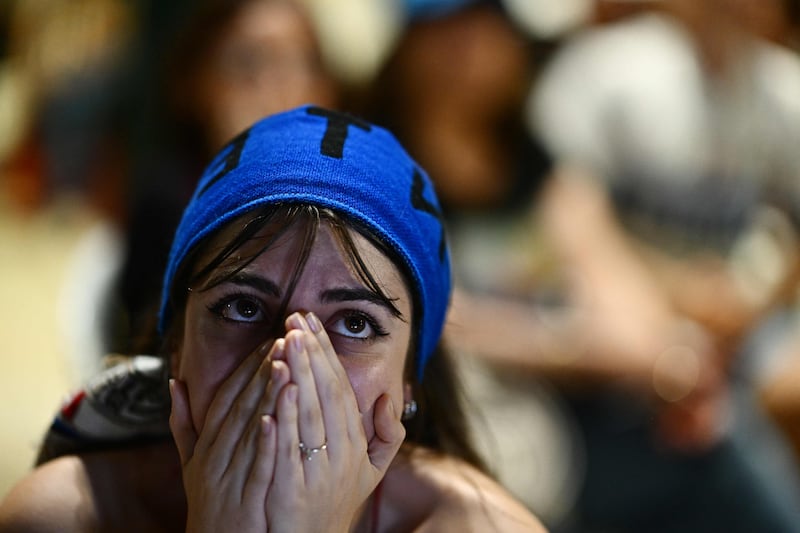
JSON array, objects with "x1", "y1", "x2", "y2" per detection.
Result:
[
  {"x1": 410, "y1": 169, "x2": 447, "y2": 262},
  {"x1": 307, "y1": 106, "x2": 371, "y2": 158},
  {"x1": 198, "y1": 128, "x2": 250, "y2": 197}
]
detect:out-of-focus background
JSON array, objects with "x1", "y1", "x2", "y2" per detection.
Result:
[{"x1": 2, "y1": 0, "x2": 800, "y2": 531}]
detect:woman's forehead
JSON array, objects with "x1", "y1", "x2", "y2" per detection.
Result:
[{"x1": 202, "y1": 214, "x2": 409, "y2": 298}]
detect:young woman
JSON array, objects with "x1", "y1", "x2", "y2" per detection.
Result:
[{"x1": 0, "y1": 106, "x2": 545, "y2": 532}]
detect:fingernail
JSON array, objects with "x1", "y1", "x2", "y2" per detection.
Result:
[
  {"x1": 287, "y1": 312, "x2": 304, "y2": 331},
  {"x1": 290, "y1": 331, "x2": 304, "y2": 353},
  {"x1": 168, "y1": 378, "x2": 175, "y2": 398},
  {"x1": 306, "y1": 312, "x2": 321, "y2": 333},
  {"x1": 272, "y1": 338, "x2": 286, "y2": 360}
]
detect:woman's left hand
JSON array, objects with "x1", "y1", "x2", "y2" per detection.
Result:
[{"x1": 265, "y1": 312, "x2": 406, "y2": 533}]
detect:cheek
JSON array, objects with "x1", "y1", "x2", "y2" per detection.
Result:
[
  {"x1": 177, "y1": 320, "x2": 253, "y2": 431},
  {"x1": 177, "y1": 351, "x2": 231, "y2": 433},
  {"x1": 341, "y1": 355, "x2": 406, "y2": 438}
]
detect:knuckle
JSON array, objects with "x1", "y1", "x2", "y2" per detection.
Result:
[
  {"x1": 300, "y1": 406, "x2": 319, "y2": 427},
  {"x1": 231, "y1": 398, "x2": 251, "y2": 420},
  {"x1": 321, "y1": 380, "x2": 344, "y2": 404}
]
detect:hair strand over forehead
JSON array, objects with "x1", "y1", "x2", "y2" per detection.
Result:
[{"x1": 166, "y1": 203, "x2": 411, "y2": 351}]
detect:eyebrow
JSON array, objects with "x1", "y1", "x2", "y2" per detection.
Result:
[
  {"x1": 218, "y1": 272, "x2": 282, "y2": 297},
  {"x1": 321, "y1": 288, "x2": 403, "y2": 318},
  {"x1": 213, "y1": 273, "x2": 403, "y2": 318}
]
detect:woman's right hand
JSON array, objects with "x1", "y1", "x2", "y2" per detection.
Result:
[{"x1": 169, "y1": 338, "x2": 291, "y2": 533}]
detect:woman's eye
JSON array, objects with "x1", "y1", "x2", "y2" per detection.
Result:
[
  {"x1": 329, "y1": 311, "x2": 387, "y2": 340},
  {"x1": 210, "y1": 296, "x2": 265, "y2": 323}
]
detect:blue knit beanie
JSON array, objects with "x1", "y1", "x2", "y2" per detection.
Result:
[{"x1": 159, "y1": 105, "x2": 450, "y2": 378}]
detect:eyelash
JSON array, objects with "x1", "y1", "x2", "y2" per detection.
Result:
[
  {"x1": 208, "y1": 291, "x2": 267, "y2": 325},
  {"x1": 337, "y1": 310, "x2": 389, "y2": 341},
  {"x1": 206, "y1": 292, "x2": 389, "y2": 342}
]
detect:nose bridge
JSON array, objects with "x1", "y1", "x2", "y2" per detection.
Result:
[
  {"x1": 279, "y1": 304, "x2": 311, "y2": 328},
  {"x1": 265, "y1": 222, "x2": 321, "y2": 332},
  {"x1": 268, "y1": 221, "x2": 352, "y2": 333},
  {"x1": 271, "y1": 277, "x2": 314, "y2": 336},
  {"x1": 271, "y1": 253, "x2": 329, "y2": 334}
]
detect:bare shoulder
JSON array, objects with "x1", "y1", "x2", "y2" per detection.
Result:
[
  {"x1": 383, "y1": 446, "x2": 548, "y2": 532},
  {"x1": 0, "y1": 455, "x2": 97, "y2": 533},
  {"x1": 0, "y1": 442, "x2": 182, "y2": 533}
]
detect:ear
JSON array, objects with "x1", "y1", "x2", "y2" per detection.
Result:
[{"x1": 401, "y1": 382, "x2": 418, "y2": 421}]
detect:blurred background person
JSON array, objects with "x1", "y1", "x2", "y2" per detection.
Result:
[
  {"x1": 0, "y1": 0, "x2": 136, "y2": 499},
  {"x1": 0, "y1": 0, "x2": 375, "y2": 500},
  {"x1": 366, "y1": 0, "x2": 800, "y2": 530},
  {"x1": 529, "y1": 0, "x2": 800, "y2": 530},
  {"x1": 112, "y1": 0, "x2": 342, "y2": 356},
  {"x1": 363, "y1": 0, "x2": 579, "y2": 526},
  {"x1": 760, "y1": 322, "x2": 800, "y2": 461}
]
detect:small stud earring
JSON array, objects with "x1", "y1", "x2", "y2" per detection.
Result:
[{"x1": 402, "y1": 400, "x2": 418, "y2": 421}]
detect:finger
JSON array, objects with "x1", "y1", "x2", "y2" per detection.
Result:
[
  {"x1": 305, "y1": 311, "x2": 349, "y2": 383},
  {"x1": 242, "y1": 414, "x2": 277, "y2": 508},
  {"x1": 301, "y1": 311, "x2": 346, "y2": 390},
  {"x1": 300, "y1": 312, "x2": 356, "y2": 462},
  {"x1": 169, "y1": 378, "x2": 197, "y2": 467},
  {"x1": 286, "y1": 331, "x2": 328, "y2": 462},
  {"x1": 284, "y1": 322, "x2": 327, "y2": 465},
  {"x1": 229, "y1": 348, "x2": 290, "y2": 494},
  {"x1": 368, "y1": 394, "x2": 405, "y2": 473},
  {"x1": 198, "y1": 339, "x2": 279, "y2": 459},
  {"x1": 233, "y1": 342, "x2": 289, "y2": 471},
  {"x1": 199, "y1": 339, "x2": 273, "y2": 440},
  {"x1": 308, "y1": 313, "x2": 365, "y2": 452},
  {"x1": 275, "y1": 384, "x2": 304, "y2": 487},
  {"x1": 259, "y1": 354, "x2": 291, "y2": 421}
]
